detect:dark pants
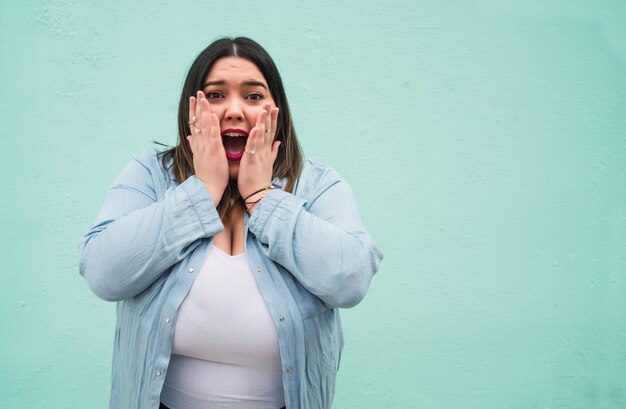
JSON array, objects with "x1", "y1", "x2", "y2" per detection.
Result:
[{"x1": 160, "y1": 404, "x2": 286, "y2": 409}]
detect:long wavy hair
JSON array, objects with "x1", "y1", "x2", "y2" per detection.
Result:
[{"x1": 161, "y1": 37, "x2": 303, "y2": 223}]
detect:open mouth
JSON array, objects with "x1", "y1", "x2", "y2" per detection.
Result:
[{"x1": 221, "y1": 129, "x2": 249, "y2": 161}]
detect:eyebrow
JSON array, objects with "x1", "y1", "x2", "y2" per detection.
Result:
[{"x1": 202, "y1": 80, "x2": 268, "y2": 89}]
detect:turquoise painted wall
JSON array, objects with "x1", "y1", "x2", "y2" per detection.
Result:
[{"x1": 2, "y1": 1, "x2": 625, "y2": 408}]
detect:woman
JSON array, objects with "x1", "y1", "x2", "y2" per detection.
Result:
[{"x1": 79, "y1": 37, "x2": 382, "y2": 409}]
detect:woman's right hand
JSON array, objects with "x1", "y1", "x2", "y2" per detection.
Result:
[{"x1": 187, "y1": 91, "x2": 228, "y2": 206}]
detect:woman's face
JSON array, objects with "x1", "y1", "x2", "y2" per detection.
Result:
[{"x1": 202, "y1": 56, "x2": 276, "y2": 178}]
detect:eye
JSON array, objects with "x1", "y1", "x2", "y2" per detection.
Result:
[
  {"x1": 246, "y1": 92, "x2": 264, "y2": 102},
  {"x1": 205, "y1": 91, "x2": 223, "y2": 99}
]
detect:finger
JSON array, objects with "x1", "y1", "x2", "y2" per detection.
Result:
[
  {"x1": 188, "y1": 96, "x2": 197, "y2": 133},
  {"x1": 264, "y1": 104, "x2": 272, "y2": 145},
  {"x1": 200, "y1": 97, "x2": 212, "y2": 145},
  {"x1": 245, "y1": 127, "x2": 260, "y2": 156},
  {"x1": 254, "y1": 109, "x2": 268, "y2": 147},
  {"x1": 270, "y1": 107, "x2": 279, "y2": 140},
  {"x1": 209, "y1": 113, "x2": 222, "y2": 149},
  {"x1": 195, "y1": 91, "x2": 204, "y2": 134}
]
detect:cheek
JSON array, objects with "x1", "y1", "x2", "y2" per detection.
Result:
[
  {"x1": 244, "y1": 101, "x2": 275, "y2": 125},
  {"x1": 243, "y1": 107, "x2": 263, "y2": 125},
  {"x1": 211, "y1": 106, "x2": 226, "y2": 121}
]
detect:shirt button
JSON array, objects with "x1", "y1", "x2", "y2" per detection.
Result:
[
  {"x1": 250, "y1": 234, "x2": 256, "y2": 239},
  {"x1": 188, "y1": 267, "x2": 195, "y2": 273},
  {"x1": 155, "y1": 370, "x2": 161, "y2": 376},
  {"x1": 279, "y1": 316, "x2": 285, "y2": 322},
  {"x1": 256, "y1": 267, "x2": 262, "y2": 272},
  {"x1": 164, "y1": 317, "x2": 171, "y2": 323},
  {"x1": 286, "y1": 367, "x2": 293, "y2": 373}
]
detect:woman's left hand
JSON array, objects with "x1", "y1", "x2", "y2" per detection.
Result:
[{"x1": 238, "y1": 104, "x2": 280, "y2": 208}]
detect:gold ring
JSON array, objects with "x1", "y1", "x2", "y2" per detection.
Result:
[
  {"x1": 265, "y1": 128, "x2": 272, "y2": 134},
  {"x1": 194, "y1": 127, "x2": 201, "y2": 134},
  {"x1": 245, "y1": 148, "x2": 256, "y2": 155}
]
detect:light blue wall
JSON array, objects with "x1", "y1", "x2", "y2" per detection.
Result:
[{"x1": 2, "y1": 1, "x2": 625, "y2": 408}]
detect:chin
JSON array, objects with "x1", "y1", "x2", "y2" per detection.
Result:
[{"x1": 228, "y1": 162, "x2": 240, "y2": 179}]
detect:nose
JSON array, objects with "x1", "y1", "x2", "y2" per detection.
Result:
[{"x1": 224, "y1": 97, "x2": 244, "y2": 122}]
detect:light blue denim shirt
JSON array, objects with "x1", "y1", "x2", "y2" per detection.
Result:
[{"x1": 78, "y1": 148, "x2": 382, "y2": 409}]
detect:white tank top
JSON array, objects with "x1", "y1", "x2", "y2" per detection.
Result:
[{"x1": 161, "y1": 246, "x2": 285, "y2": 409}]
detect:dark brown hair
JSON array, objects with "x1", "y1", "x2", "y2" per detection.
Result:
[{"x1": 161, "y1": 37, "x2": 303, "y2": 222}]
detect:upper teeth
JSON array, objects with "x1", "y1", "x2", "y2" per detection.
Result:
[{"x1": 223, "y1": 133, "x2": 247, "y2": 137}]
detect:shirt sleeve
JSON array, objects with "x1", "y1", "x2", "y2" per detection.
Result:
[
  {"x1": 78, "y1": 151, "x2": 223, "y2": 301},
  {"x1": 247, "y1": 164, "x2": 383, "y2": 309}
]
